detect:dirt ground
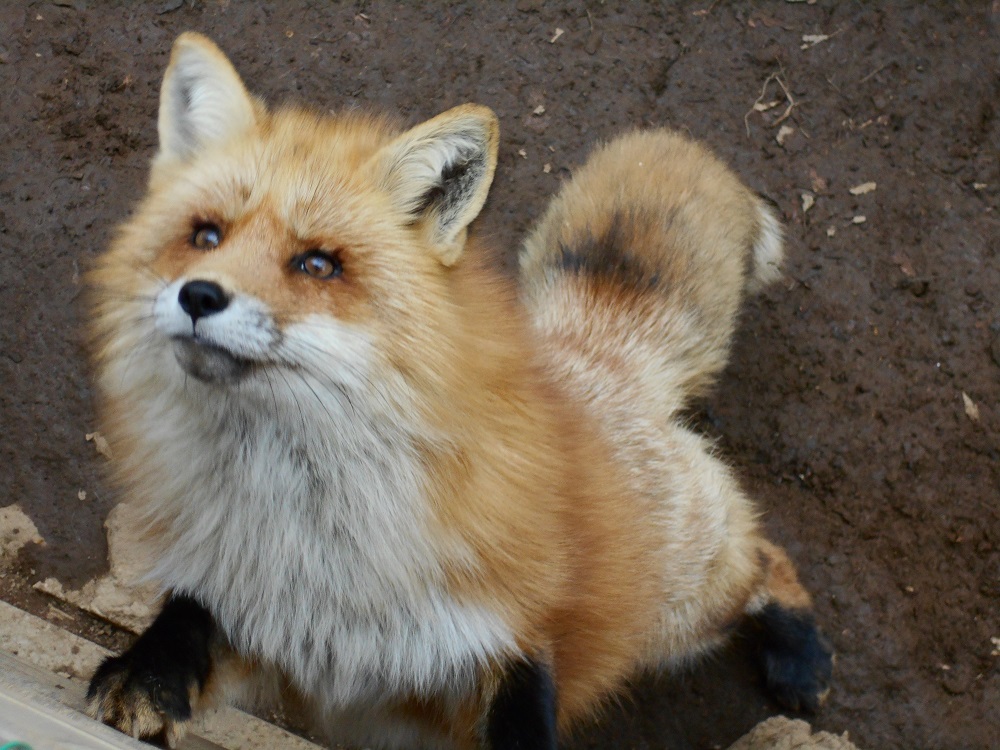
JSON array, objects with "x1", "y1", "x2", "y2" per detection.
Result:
[{"x1": 1, "y1": 1, "x2": 998, "y2": 748}]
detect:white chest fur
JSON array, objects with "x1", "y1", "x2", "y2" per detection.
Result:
[{"x1": 135, "y1": 381, "x2": 514, "y2": 708}]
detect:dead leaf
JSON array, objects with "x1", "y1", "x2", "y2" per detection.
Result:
[
  {"x1": 891, "y1": 252, "x2": 916, "y2": 277},
  {"x1": 533, "y1": 105, "x2": 546, "y2": 115},
  {"x1": 86, "y1": 431, "x2": 113, "y2": 460},
  {"x1": 543, "y1": 163, "x2": 552, "y2": 173},
  {"x1": 801, "y1": 33, "x2": 829, "y2": 49},
  {"x1": 753, "y1": 99, "x2": 782, "y2": 112},
  {"x1": 46, "y1": 604, "x2": 73, "y2": 622},
  {"x1": 517, "y1": 148, "x2": 527, "y2": 159},
  {"x1": 809, "y1": 169, "x2": 828, "y2": 193},
  {"x1": 755, "y1": 15, "x2": 785, "y2": 28},
  {"x1": 801, "y1": 192, "x2": 815, "y2": 213},
  {"x1": 849, "y1": 181, "x2": 877, "y2": 196},
  {"x1": 962, "y1": 392, "x2": 980, "y2": 422},
  {"x1": 776, "y1": 124, "x2": 795, "y2": 146}
]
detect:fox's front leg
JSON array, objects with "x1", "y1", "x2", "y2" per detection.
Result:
[
  {"x1": 87, "y1": 593, "x2": 219, "y2": 746},
  {"x1": 485, "y1": 658, "x2": 558, "y2": 750}
]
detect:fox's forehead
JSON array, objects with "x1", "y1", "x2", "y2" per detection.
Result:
[
  {"x1": 263, "y1": 107, "x2": 401, "y2": 174},
  {"x1": 170, "y1": 108, "x2": 403, "y2": 237}
]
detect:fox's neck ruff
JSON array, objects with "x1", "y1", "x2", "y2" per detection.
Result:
[{"x1": 128, "y1": 376, "x2": 515, "y2": 706}]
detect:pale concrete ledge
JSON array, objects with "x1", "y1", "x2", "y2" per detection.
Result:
[
  {"x1": 0, "y1": 600, "x2": 321, "y2": 750},
  {"x1": 1, "y1": 650, "x2": 190, "y2": 750}
]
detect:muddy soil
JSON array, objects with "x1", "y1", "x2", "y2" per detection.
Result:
[{"x1": 1, "y1": 2, "x2": 998, "y2": 748}]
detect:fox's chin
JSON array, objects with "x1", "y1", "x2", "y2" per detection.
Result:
[{"x1": 172, "y1": 337, "x2": 253, "y2": 384}]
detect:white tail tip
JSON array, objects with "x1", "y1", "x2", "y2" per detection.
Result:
[{"x1": 746, "y1": 200, "x2": 784, "y2": 294}]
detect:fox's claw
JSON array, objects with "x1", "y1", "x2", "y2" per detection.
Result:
[{"x1": 87, "y1": 651, "x2": 193, "y2": 746}]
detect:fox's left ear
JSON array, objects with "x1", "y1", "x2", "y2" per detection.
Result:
[
  {"x1": 371, "y1": 104, "x2": 499, "y2": 266},
  {"x1": 157, "y1": 32, "x2": 259, "y2": 164}
]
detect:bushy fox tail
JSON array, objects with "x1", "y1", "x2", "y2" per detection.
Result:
[{"x1": 520, "y1": 129, "x2": 783, "y2": 413}]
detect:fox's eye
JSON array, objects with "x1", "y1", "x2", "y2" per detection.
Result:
[
  {"x1": 294, "y1": 250, "x2": 343, "y2": 280},
  {"x1": 191, "y1": 223, "x2": 222, "y2": 250}
]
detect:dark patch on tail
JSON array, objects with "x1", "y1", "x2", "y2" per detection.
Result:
[
  {"x1": 555, "y1": 209, "x2": 668, "y2": 291},
  {"x1": 750, "y1": 603, "x2": 833, "y2": 713},
  {"x1": 486, "y1": 657, "x2": 558, "y2": 750}
]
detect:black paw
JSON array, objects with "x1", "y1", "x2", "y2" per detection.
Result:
[
  {"x1": 86, "y1": 594, "x2": 214, "y2": 745},
  {"x1": 752, "y1": 603, "x2": 833, "y2": 713},
  {"x1": 86, "y1": 650, "x2": 195, "y2": 744}
]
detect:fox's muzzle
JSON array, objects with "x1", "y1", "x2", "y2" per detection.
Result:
[{"x1": 172, "y1": 337, "x2": 252, "y2": 384}]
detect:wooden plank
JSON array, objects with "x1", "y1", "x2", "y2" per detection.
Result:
[
  {"x1": 0, "y1": 677, "x2": 144, "y2": 749},
  {"x1": 0, "y1": 650, "x2": 220, "y2": 749},
  {"x1": 0, "y1": 601, "x2": 321, "y2": 750}
]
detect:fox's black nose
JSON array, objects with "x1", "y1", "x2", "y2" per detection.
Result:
[{"x1": 178, "y1": 280, "x2": 229, "y2": 323}]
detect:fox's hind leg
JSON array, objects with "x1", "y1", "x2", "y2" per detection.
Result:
[
  {"x1": 629, "y1": 426, "x2": 831, "y2": 712},
  {"x1": 745, "y1": 540, "x2": 833, "y2": 712}
]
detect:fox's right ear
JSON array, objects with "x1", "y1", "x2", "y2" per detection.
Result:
[
  {"x1": 369, "y1": 104, "x2": 499, "y2": 266},
  {"x1": 157, "y1": 33, "x2": 258, "y2": 163}
]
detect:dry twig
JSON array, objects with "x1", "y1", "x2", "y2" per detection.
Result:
[{"x1": 745, "y1": 73, "x2": 798, "y2": 137}]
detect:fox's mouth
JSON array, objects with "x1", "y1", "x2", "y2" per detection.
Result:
[{"x1": 171, "y1": 337, "x2": 254, "y2": 384}]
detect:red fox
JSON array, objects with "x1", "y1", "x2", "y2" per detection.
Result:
[{"x1": 86, "y1": 32, "x2": 831, "y2": 750}]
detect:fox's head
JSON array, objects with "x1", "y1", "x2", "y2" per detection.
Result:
[{"x1": 92, "y1": 33, "x2": 501, "y2": 425}]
